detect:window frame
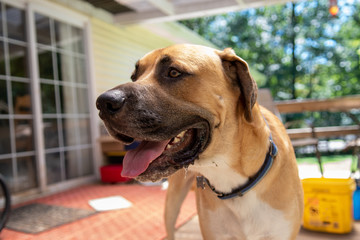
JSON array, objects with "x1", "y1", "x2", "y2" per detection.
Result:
[{"x1": 0, "y1": 0, "x2": 98, "y2": 196}]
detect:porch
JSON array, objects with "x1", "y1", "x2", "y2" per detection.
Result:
[{"x1": 1, "y1": 162, "x2": 360, "y2": 240}]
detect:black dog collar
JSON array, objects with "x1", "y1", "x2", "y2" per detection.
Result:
[{"x1": 196, "y1": 136, "x2": 278, "y2": 200}]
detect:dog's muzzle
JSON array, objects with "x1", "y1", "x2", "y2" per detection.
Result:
[{"x1": 96, "y1": 85, "x2": 213, "y2": 182}]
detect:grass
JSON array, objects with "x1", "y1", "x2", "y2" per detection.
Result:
[
  {"x1": 296, "y1": 154, "x2": 358, "y2": 172},
  {"x1": 296, "y1": 154, "x2": 353, "y2": 164}
]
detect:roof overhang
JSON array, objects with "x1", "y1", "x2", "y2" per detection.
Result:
[{"x1": 81, "y1": 0, "x2": 298, "y2": 25}]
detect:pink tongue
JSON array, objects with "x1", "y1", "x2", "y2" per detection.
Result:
[{"x1": 121, "y1": 140, "x2": 169, "y2": 178}]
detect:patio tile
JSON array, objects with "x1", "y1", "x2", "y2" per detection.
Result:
[
  {"x1": 1, "y1": 182, "x2": 196, "y2": 240},
  {"x1": 175, "y1": 215, "x2": 360, "y2": 240}
]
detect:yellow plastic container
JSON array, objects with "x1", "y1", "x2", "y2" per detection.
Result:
[{"x1": 302, "y1": 178, "x2": 356, "y2": 234}]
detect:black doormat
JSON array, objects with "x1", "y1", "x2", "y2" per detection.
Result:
[{"x1": 6, "y1": 203, "x2": 96, "y2": 234}]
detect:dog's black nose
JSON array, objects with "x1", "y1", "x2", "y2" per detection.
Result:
[{"x1": 96, "y1": 89, "x2": 125, "y2": 115}]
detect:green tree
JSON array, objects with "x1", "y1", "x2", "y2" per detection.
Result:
[
  {"x1": 180, "y1": 0, "x2": 360, "y2": 101},
  {"x1": 180, "y1": 0, "x2": 360, "y2": 129}
]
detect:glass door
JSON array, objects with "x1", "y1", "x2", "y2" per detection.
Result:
[
  {"x1": 0, "y1": 0, "x2": 94, "y2": 195},
  {"x1": 35, "y1": 13, "x2": 93, "y2": 185},
  {"x1": 0, "y1": 3, "x2": 37, "y2": 194}
]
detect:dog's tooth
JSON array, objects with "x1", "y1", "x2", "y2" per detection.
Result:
[
  {"x1": 177, "y1": 131, "x2": 186, "y2": 139},
  {"x1": 173, "y1": 137, "x2": 181, "y2": 144},
  {"x1": 166, "y1": 144, "x2": 172, "y2": 150}
]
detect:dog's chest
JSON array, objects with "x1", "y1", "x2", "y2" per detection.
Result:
[{"x1": 198, "y1": 191, "x2": 292, "y2": 240}]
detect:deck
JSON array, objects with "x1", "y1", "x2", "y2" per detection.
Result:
[{"x1": 175, "y1": 215, "x2": 360, "y2": 240}]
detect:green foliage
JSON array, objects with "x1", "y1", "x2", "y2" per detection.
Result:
[
  {"x1": 179, "y1": 0, "x2": 360, "y2": 128},
  {"x1": 296, "y1": 154, "x2": 353, "y2": 164},
  {"x1": 179, "y1": 0, "x2": 360, "y2": 100}
]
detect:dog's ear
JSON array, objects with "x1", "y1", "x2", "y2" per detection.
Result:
[{"x1": 217, "y1": 48, "x2": 258, "y2": 122}]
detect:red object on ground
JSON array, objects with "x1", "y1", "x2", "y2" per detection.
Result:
[{"x1": 100, "y1": 164, "x2": 131, "y2": 183}]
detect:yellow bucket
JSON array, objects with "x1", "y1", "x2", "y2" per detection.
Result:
[{"x1": 302, "y1": 178, "x2": 356, "y2": 234}]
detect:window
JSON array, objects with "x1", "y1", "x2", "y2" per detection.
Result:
[
  {"x1": 0, "y1": 1, "x2": 94, "y2": 194},
  {"x1": 0, "y1": 3, "x2": 36, "y2": 193},
  {"x1": 35, "y1": 13, "x2": 93, "y2": 184}
]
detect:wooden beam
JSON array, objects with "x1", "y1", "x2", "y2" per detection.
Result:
[
  {"x1": 114, "y1": 0, "x2": 296, "y2": 25},
  {"x1": 147, "y1": 0, "x2": 175, "y2": 15},
  {"x1": 276, "y1": 95, "x2": 360, "y2": 113},
  {"x1": 114, "y1": 0, "x2": 240, "y2": 25},
  {"x1": 286, "y1": 125, "x2": 360, "y2": 140}
]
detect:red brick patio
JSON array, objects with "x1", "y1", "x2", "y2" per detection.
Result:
[
  {"x1": 0, "y1": 183, "x2": 196, "y2": 240},
  {"x1": 2, "y1": 175, "x2": 360, "y2": 240}
]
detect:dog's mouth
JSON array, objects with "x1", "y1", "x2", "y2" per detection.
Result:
[{"x1": 115, "y1": 122, "x2": 210, "y2": 182}]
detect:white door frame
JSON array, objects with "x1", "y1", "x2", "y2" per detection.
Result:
[{"x1": 0, "y1": 0, "x2": 99, "y2": 201}]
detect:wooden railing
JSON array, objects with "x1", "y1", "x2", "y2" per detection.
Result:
[
  {"x1": 275, "y1": 95, "x2": 360, "y2": 113},
  {"x1": 275, "y1": 95, "x2": 360, "y2": 140},
  {"x1": 287, "y1": 125, "x2": 359, "y2": 139}
]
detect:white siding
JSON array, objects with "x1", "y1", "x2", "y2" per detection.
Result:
[{"x1": 91, "y1": 18, "x2": 216, "y2": 96}]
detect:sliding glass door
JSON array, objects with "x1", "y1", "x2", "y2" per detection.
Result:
[
  {"x1": 35, "y1": 13, "x2": 93, "y2": 185},
  {"x1": 0, "y1": 3, "x2": 37, "y2": 194},
  {"x1": 0, "y1": 0, "x2": 94, "y2": 195}
]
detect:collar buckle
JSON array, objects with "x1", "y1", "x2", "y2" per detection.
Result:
[{"x1": 196, "y1": 176, "x2": 206, "y2": 189}]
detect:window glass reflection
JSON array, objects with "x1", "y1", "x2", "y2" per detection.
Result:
[
  {"x1": 46, "y1": 152, "x2": 62, "y2": 184},
  {"x1": 76, "y1": 87, "x2": 89, "y2": 114},
  {"x1": 55, "y1": 21, "x2": 70, "y2": 51},
  {"x1": 35, "y1": 13, "x2": 51, "y2": 45},
  {"x1": 41, "y1": 83, "x2": 56, "y2": 113},
  {"x1": 43, "y1": 118, "x2": 59, "y2": 149},
  {"x1": 0, "y1": 119, "x2": 11, "y2": 154},
  {"x1": 65, "y1": 150, "x2": 79, "y2": 179},
  {"x1": 80, "y1": 148, "x2": 93, "y2": 176},
  {"x1": 12, "y1": 81, "x2": 31, "y2": 114},
  {"x1": 9, "y1": 44, "x2": 28, "y2": 77},
  {"x1": 57, "y1": 52, "x2": 72, "y2": 82},
  {"x1": 78, "y1": 118, "x2": 91, "y2": 145},
  {"x1": 59, "y1": 85, "x2": 76, "y2": 114},
  {"x1": 0, "y1": 80, "x2": 8, "y2": 114},
  {"x1": 16, "y1": 156, "x2": 37, "y2": 191},
  {"x1": 0, "y1": 41, "x2": 5, "y2": 75},
  {"x1": 6, "y1": 6, "x2": 25, "y2": 42},
  {"x1": 62, "y1": 118, "x2": 77, "y2": 146},
  {"x1": 38, "y1": 48, "x2": 54, "y2": 79},
  {"x1": 0, "y1": 5, "x2": 3, "y2": 37},
  {"x1": 74, "y1": 56, "x2": 85, "y2": 83},
  {"x1": 0, "y1": 159, "x2": 13, "y2": 194},
  {"x1": 70, "y1": 26, "x2": 84, "y2": 53},
  {"x1": 15, "y1": 119, "x2": 34, "y2": 152}
]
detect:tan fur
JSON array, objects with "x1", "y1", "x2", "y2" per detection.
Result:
[
  {"x1": 159, "y1": 45, "x2": 303, "y2": 240},
  {"x1": 97, "y1": 44, "x2": 303, "y2": 239}
]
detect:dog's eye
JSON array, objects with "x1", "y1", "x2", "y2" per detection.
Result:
[{"x1": 168, "y1": 68, "x2": 181, "y2": 78}]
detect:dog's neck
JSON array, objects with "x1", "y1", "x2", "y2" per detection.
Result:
[
  {"x1": 189, "y1": 154, "x2": 249, "y2": 193},
  {"x1": 189, "y1": 105, "x2": 271, "y2": 194}
]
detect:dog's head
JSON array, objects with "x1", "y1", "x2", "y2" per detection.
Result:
[{"x1": 96, "y1": 44, "x2": 257, "y2": 182}]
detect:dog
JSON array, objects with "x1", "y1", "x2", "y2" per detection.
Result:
[{"x1": 96, "y1": 44, "x2": 303, "y2": 240}]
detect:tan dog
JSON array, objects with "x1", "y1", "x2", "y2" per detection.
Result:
[{"x1": 96, "y1": 44, "x2": 303, "y2": 240}]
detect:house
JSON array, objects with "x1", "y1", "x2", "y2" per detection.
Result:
[
  {"x1": 0, "y1": 0, "x2": 214, "y2": 202},
  {"x1": 0, "y1": 0, "x2": 287, "y2": 202}
]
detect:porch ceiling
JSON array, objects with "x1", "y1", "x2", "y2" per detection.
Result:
[{"x1": 82, "y1": 0, "x2": 296, "y2": 25}]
